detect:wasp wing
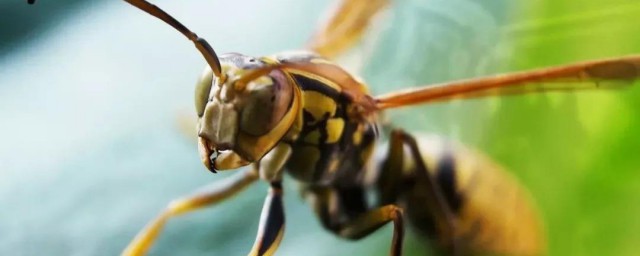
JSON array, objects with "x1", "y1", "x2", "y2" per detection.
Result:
[
  {"x1": 307, "y1": 0, "x2": 390, "y2": 60},
  {"x1": 375, "y1": 55, "x2": 640, "y2": 109}
]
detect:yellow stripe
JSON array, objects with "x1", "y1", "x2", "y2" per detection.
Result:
[
  {"x1": 262, "y1": 227, "x2": 285, "y2": 256},
  {"x1": 302, "y1": 91, "x2": 337, "y2": 121},
  {"x1": 352, "y1": 124, "x2": 364, "y2": 145},
  {"x1": 325, "y1": 118, "x2": 345, "y2": 144},
  {"x1": 360, "y1": 143, "x2": 375, "y2": 163}
]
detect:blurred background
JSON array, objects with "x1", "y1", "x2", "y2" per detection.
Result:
[{"x1": 1, "y1": 0, "x2": 639, "y2": 255}]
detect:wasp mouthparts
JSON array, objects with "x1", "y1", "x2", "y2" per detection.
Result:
[
  {"x1": 198, "y1": 137, "x2": 217, "y2": 173},
  {"x1": 209, "y1": 149, "x2": 220, "y2": 173}
]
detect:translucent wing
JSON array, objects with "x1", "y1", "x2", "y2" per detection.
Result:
[
  {"x1": 375, "y1": 55, "x2": 640, "y2": 109},
  {"x1": 307, "y1": 0, "x2": 390, "y2": 60}
]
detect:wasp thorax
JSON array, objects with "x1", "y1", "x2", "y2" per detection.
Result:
[{"x1": 194, "y1": 54, "x2": 296, "y2": 171}]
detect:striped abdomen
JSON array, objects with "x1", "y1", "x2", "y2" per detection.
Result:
[{"x1": 397, "y1": 136, "x2": 545, "y2": 255}]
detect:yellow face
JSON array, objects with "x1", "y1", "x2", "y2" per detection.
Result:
[{"x1": 194, "y1": 53, "x2": 298, "y2": 172}]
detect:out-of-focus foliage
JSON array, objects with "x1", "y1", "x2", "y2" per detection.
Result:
[
  {"x1": 493, "y1": 2, "x2": 640, "y2": 256},
  {"x1": 1, "y1": 0, "x2": 639, "y2": 256}
]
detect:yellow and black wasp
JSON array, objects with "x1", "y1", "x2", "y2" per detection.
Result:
[{"x1": 120, "y1": 0, "x2": 639, "y2": 255}]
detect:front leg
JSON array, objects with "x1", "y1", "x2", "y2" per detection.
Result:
[
  {"x1": 248, "y1": 181, "x2": 286, "y2": 256},
  {"x1": 248, "y1": 143, "x2": 292, "y2": 256}
]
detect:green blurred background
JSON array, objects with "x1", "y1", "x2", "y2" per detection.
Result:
[{"x1": 1, "y1": 0, "x2": 639, "y2": 255}]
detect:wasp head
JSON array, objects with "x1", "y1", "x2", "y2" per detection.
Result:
[{"x1": 194, "y1": 53, "x2": 296, "y2": 172}]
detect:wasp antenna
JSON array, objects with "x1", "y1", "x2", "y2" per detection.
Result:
[{"x1": 124, "y1": 0, "x2": 224, "y2": 79}]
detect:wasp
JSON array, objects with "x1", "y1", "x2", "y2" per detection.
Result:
[{"x1": 121, "y1": 0, "x2": 639, "y2": 255}]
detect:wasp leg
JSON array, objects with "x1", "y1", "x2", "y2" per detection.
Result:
[
  {"x1": 339, "y1": 204, "x2": 405, "y2": 256},
  {"x1": 305, "y1": 186, "x2": 405, "y2": 256},
  {"x1": 122, "y1": 168, "x2": 259, "y2": 256},
  {"x1": 377, "y1": 128, "x2": 406, "y2": 206},
  {"x1": 248, "y1": 181, "x2": 286, "y2": 256},
  {"x1": 390, "y1": 130, "x2": 461, "y2": 255},
  {"x1": 307, "y1": 0, "x2": 389, "y2": 59}
]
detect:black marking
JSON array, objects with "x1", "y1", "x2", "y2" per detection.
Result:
[
  {"x1": 310, "y1": 187, "x2": 340, "y2": 231},
  {"x1": 318, "y1": 120, "x2": 329, "y2": 145},
  {"x1": 333, "y1": 104, "x2": 350, "y2": 150},
  {"x1": 291, "y1": 74, "x2": 341, "y2": 99},
  {"x1": 337, "y1": 187, "x2": 368, "y2": 219},
  {"x1": 270, "y1": 181, "x2": 283, "y2": 190},
  {"x1": 258, "y1": 185, "x2": 285, "y2": 255},
  {"x1": 310, "y1": 116, "x2": 331, "y2": 181},
  {"x1": 408, "y1": 208, "x2": 438, "y2": 237},
  {"x1": 435, "y1": 152, "x2": 463, "y2": 213},
  {"x1": 301, "y1": 110, "x2": 318, "y2": 127},
  {"x1": 208, "y1": 150, "x2": 219, "y2": 173},
  {"x1": 27, "y1": 0, "x2": 35, "y2": 4}
]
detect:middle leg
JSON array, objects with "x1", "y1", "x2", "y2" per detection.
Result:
[{"x1": 382, "y1": 130, "x2": 461, "y2": 255}]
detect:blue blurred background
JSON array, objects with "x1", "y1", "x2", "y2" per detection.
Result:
[{"x1": 1, "y1": 0, "x2": 639, "y2": 255}]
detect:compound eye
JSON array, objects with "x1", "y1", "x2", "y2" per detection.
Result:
[
  {"x1": 239, "y1": 70, "x2": 292, "y2": 136},
  {"x1": 195, "y1": 66, "x2": 214, "y2": 117}
]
